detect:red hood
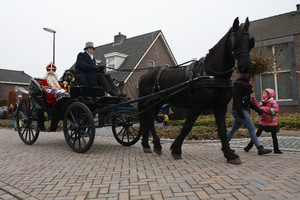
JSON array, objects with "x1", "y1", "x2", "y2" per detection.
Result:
[{"x1": 263, "y1": 88, "x2": 275, "y2": 98}]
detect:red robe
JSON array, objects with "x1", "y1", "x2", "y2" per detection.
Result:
[{"x1": 40, "y1": 79, "x2": 63, "y2": 106}]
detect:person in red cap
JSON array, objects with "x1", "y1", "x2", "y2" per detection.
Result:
[
  {"x1": 40, "y1": 62, "x2": 70, "y2": 106},
  {"x1": 74, "y1": 42, "x2": 125, "y2": 97},
  {"x1": 38, "y1": 63, "x2": 69, "y2": 131}
]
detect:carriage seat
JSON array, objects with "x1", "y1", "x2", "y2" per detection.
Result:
[
  {"x1": 62, "y1": 70, "x2": 105, "y2": 98},
  {"x1": 29, "y1": 78, "x2": 50, "y2": 110}
]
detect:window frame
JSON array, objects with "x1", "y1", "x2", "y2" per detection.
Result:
[
  {"x1": 254, "y1": 36, "x2": 298, "y2": 106},
  {"x1": 147, "y1": 59, "x2": 155, "y2": 68}
]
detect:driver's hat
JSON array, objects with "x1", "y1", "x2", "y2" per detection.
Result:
[
  {"x1": 46, "y1": 62, "x2": 57, "y2": 73},
  {"x1": 84, "y1": 42, "x2": 95, "y2": 50}
]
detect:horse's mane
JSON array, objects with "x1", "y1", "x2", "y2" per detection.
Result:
[{"x1": 205, "y1": 27, "x2": 233, "y2": 62}]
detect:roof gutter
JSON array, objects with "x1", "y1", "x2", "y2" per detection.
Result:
[{"x1": 0, "y1": 81, "x2": 30, "y2": 85}]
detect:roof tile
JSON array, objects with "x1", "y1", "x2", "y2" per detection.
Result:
[{"x1": 250, "y1": 11, "x2": 300, "y2": 41}]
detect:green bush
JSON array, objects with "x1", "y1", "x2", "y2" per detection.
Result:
[
  {"x1": 0, "y1": 99, "x2": 7, "y2": 107},
  {"x1": 169, "y1": 113, "x2": 300, "y2": 130}
]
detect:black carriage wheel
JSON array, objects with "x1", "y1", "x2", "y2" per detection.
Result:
[
  {"x1": 112, "y1": 112, "x2": 141, "y2": 146},
  {"x1": 16, "y1": 97, "x2": 40, "y2": 145},
  {"x1": 63, "y1": 102, "x2": 95, "y2": 153}
]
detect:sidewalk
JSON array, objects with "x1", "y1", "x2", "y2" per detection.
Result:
[{"x1": 0, "y1": 128, "x2": 299, "y2": 200}]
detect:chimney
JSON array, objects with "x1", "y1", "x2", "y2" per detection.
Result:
[
  {"x1": 297, "y1": 4, "x2": 300, "y2": 14},
  {"x1": 114, "y1": 32, "x2": 126, "y2": 43}
]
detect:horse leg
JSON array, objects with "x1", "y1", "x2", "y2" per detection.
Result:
[
  {"x1": 170, "y1": 110, "x2": 199, "y2": 159},
  {"x1": 150, "y1": 121, "x2": 162, "y2": 155},
  {"x1": 140, "y1": 111, "x2": 152, "y2": 153},
  {"x1": 213, "y1": 106, "x2": 242, "y2": 165},
  {"x1": 150, "y1": 105, "x2": 164, "y2": 155}
]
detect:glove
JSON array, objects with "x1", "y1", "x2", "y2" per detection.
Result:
[
  {"x1": 262, "y1": 101, "x2": 267, "y2": 106},
  {"x1": 97, "y1": 65, "x2": 105, "y2": 72}
]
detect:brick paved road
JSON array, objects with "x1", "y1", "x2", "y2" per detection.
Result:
[{"x1": 0, "y1": 128, "x2": 299, "y2": 200}]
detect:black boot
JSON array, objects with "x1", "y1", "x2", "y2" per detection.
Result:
[
  {"x1": 257, "y1": 145, "x2": 272, "y2": 155},
  {"x1": 274, "y1": 149, "x2": 283, "y2": 154},
  {"x1": 244, "y1": 142, "x2": 253, "y2": 152}
]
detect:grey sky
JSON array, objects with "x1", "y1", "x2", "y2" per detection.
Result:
[{"x1": 0, "y1": 0, "x2": 299, "y2": 78}]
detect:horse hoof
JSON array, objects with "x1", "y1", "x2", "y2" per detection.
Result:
[
  {"x1": 172, "y1": 153, "x2": 182, "y2": 160},
  {"x1": 227, "y1": 158, "x2": 242, "y2": 165},
  {"x1": 154, "y1": 148, "x2": 162, "y2": 155},
  {"x1": 143, "y1": 148, "x2": 152, "y2": 153}
]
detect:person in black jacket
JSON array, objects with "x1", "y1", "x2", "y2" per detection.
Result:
[
  {"x1": 75, "y1": 42, "x2": 123, "y2": 97},
  {"x1": 227, "y1": 74, "x2": 272, "y2": 155}
]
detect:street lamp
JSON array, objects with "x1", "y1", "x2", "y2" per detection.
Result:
[{"x1": 43, "y1": 27, "x2": 56, "y2": 64}]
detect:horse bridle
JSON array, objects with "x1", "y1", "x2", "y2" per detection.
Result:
[
  {"x1": 198, "y1": 31, "x2": 251, "y2": 77},
  {"x1": 231, "y1": 32, "x2": 251, "y2": 59}
]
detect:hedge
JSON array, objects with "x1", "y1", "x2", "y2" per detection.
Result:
[{"x1": 168, "y1": 113, "x2": 300, "y2": 130}]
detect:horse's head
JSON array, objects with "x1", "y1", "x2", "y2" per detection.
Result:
[{"x1": 229, "y1": 17, "x2": 254, "y2": 74}]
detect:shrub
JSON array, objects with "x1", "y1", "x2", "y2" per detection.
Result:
[{"x1": 0, "y1": 100, "x2": 7, "y2": 107}]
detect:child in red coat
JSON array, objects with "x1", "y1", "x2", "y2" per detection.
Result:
[{"x1": 244, "y1": 88, "x2": 282, "y2": 154}]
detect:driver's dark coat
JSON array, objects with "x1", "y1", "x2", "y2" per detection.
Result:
[{"x1": 75, "y1": 52, "x2": 104, "y2": 88}]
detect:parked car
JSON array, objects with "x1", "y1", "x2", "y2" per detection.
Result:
[{"x1": 0, "y1": 106, "x2": 8, "y2": 119}]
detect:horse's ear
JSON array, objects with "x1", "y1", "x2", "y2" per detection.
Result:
[
  {"x1": 244, "y1": 17, "x2": 250, "y2": 31},
  {"x1": 233, "y1": 17, "x2": 239, "y2": 32}
]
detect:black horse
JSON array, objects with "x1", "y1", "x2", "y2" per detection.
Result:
[{"x1": 138, "y1": 17, "x2": 254, "y2": 165}]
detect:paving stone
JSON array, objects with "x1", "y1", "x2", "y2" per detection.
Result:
[{"x1": 0, "y1": 128, "x2": 299, "y2": 199}]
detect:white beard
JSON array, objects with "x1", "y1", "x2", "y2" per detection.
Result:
[{"x1": 44, "y1": 72, "x2": 61, "y2": 90}]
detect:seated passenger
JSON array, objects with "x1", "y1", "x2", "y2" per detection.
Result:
[
  {"x1": 75, "y1": 42, "x2": 125, "y2": 97},
  {"x1": 38, "y1": 63, "x2": 70, "y2": 131},
  {"x1": 40, "y1": 62, "x2": 70, "y2": 107}
]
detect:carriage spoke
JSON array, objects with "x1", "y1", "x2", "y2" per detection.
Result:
[
  {"x1": 24, "y1": 127, "x2": 29, "y2": 141},
  {"x1": 131, "y1": 127, "x2": 139, "y2": 134},
  {"x1": 21, "y1": 127, "x2": 26, "y2": 136},
  {"x1": 121, "y1": 129, "x2": 126, "y2": 141},
  {"x1": 80, "y1": 132, "x2": 88, "y2": 146},
  {"x1": 30, "y1": 127, "x2": 33, "y2": 141},
  {"x1": 66, "y1": 119, "x2": 76, "y2": 127},
  {"x1": 69, "y1": 111, "x2": 77, "y2": 124},
  {"x1": 126, "y1": 128, "x2": 130, "y2": 142},
  {"x1": 117, "y1": 127, "x2": 125, "y2": 137},
  {"x1": 128, "y1": 128, "x2": 136, "y2": 138}
]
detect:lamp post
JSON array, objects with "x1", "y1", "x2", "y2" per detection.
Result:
[{"x1": 43, "y1": 27, "x2": 56, "y2": 64}]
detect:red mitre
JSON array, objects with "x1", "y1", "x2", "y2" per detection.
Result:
[{"x1": 46, "y1": 62, "x2": 57, "y2": 73}]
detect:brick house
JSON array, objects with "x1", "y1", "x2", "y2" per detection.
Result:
[
  {"x1": 249, "y1": 4, "x2": 300, "y2": 113},
  {"x1": 93, "y1": 30, "x2": 177, "y2": 99},
  {"x1": 0, "y1": 69, "x2": 31, "y2": 100}
]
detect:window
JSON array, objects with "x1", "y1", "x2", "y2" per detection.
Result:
[
  {"x1": 254, "y1": 40, "x2": 298, "y2": 105},
  {"x1": 260, "y1": 44, "x2": 292, "y2": 100},
  {"x1": 107, "y1": 57, "x2": 115, "y2": 70},
  {"x1": 147, "y1": 60, "x2": 155, "y2": 68},
  {"x1": 104, "y1": 52, "x2": 128, "y2": 72}
]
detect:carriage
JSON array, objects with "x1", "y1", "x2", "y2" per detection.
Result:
[
  {"x1": 15, "y1": 69, "x2": 203, "y2": 153},
  {"x1": 15, "y1": 71, "x2": 141, "y2": 153}
]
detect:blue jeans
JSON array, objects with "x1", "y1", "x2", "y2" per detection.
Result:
[{"x1": 227, "y1": 109, "x2": 260, "y2": 147}]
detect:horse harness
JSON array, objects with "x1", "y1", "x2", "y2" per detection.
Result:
[{"x1": 152, "y1": 60, "x2": 233, "y2": 94}]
